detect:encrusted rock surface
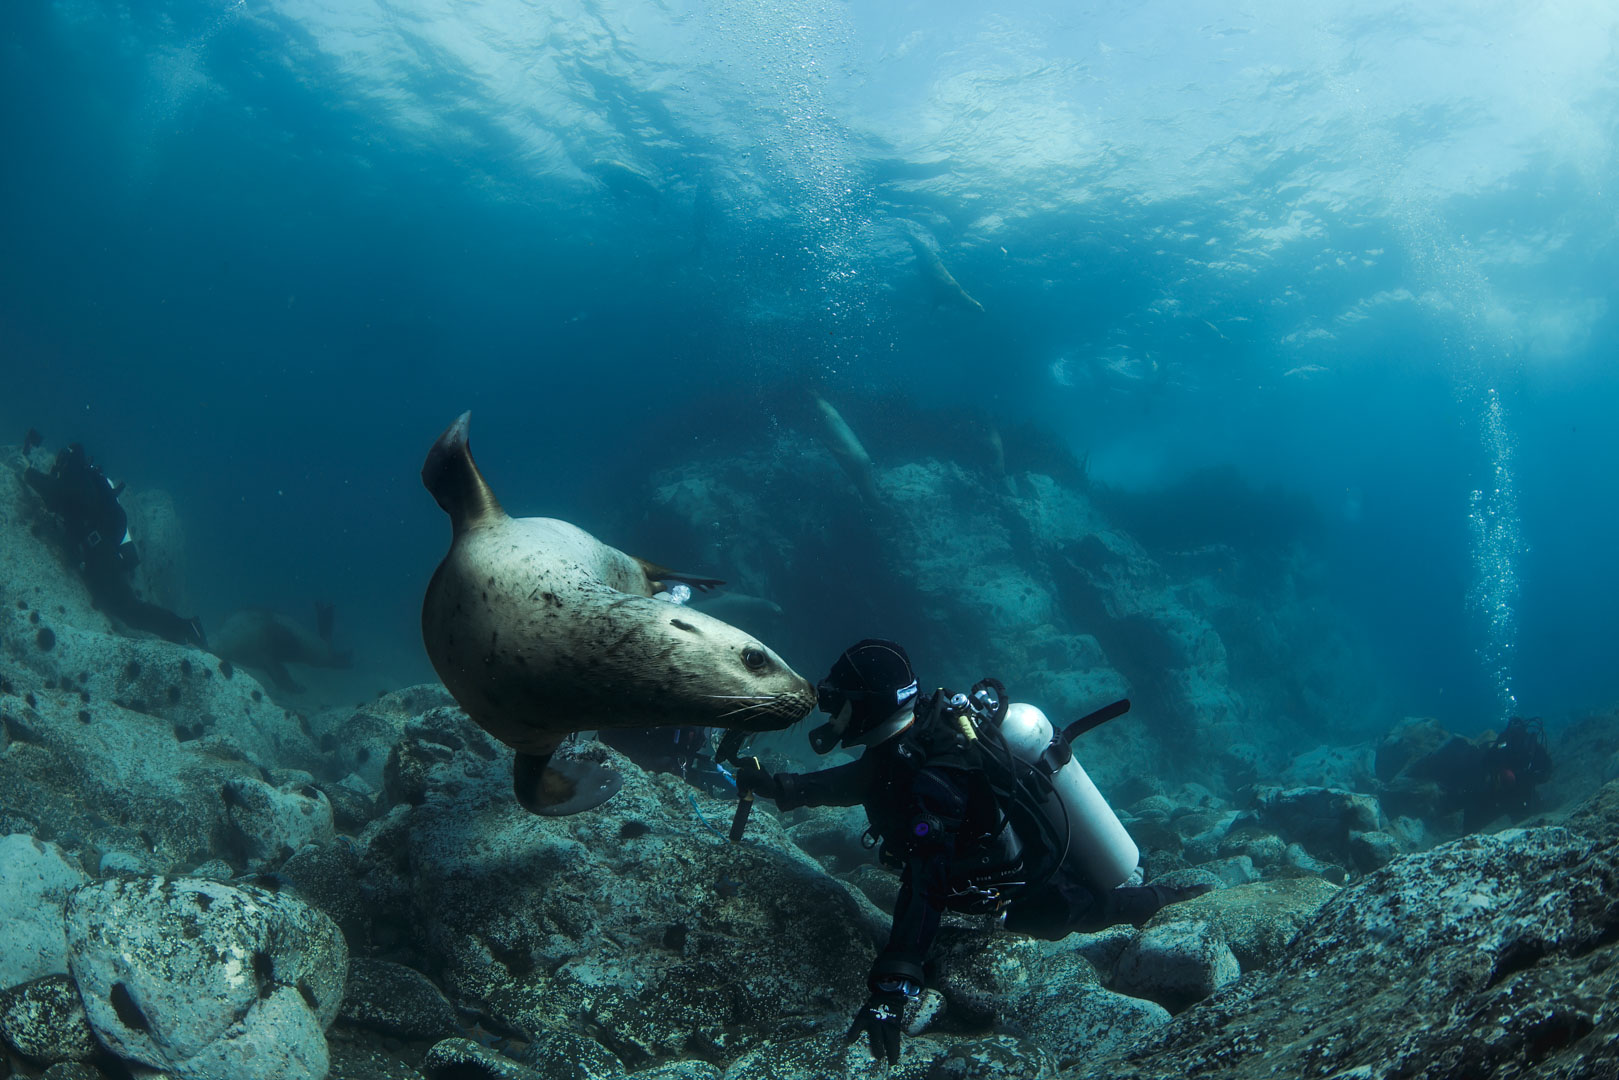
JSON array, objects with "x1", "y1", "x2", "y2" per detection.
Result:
[
  {"x1": 64, "y1": 875, "x2": 348, "y2": 1080},
  {"x1": 0, "y1": 834, "x2": 89, "y2": 989},
  {"x1": 1066, "y1": 816, "x2": 1619, "y2": 1079},
  {"x1": 0, "y1": 974, "x2": 99, "y2": 1064}
]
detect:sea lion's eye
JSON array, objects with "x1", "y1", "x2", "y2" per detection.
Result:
[{"x1": 742, "y1": 646, "x2": 767, "y2": 671}]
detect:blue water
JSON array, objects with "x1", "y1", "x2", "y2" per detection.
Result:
[{"x1": 4, "y1": 0, "x2": 1616, "y2": 731}]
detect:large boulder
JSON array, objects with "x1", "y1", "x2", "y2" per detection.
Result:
[
  {"x1": 360, "y1": 706, "x2": 879, "y2": 1070},
  {"x1": 1067, "y1": 824, "x2": 1619, "y2": 1079},
  {"x1": 934, "y1": 930, "x2": 1169, "y2": 1067},
  {"x1": 0, "y1": 974, "x2": 100, "y2": 1064},
  {"x1": 1112, "y1": 918, "x2": 1240, "y2": 1013},
  {"x1": 0, "y1": 834, "x2": 90, "y2": 990},
  {"x1": 1142, "y1": 876, "x2": 1340, "y2": 971},
  {"x1": 64, "y1": 875, "x2": 348, "y2": 1080}
]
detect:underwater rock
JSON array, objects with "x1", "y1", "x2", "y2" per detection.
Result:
[
  {"x1": 1213, "y1": 824, "x2": 1286, "y2": 869},
  {"x1": 422, "y1": 1037, "x2": 544, "y2": 1079},
  {"x1": 0, "y1": 652, "x2": 327, "y2": 874},
  {"x1": 1068, "y1": 824, "x2": 1619, "y2": 1079},
  {"x1": 0, "y1": 834, "x2": 89, "y2": 989},
  {"x1": 1562, "y1": 778, "x2": 1619, "y2": 842},
  {"x1": 785, "y1": 804, "x2": 876, "y2": 874},
  {"x1": 1247, "y1": 785, "x2": 1385, "y2": 871},
  {"x1": 220, "y1": 776, "x2": 335, "y2": 868},
  {"x1": 0, "y1": 973, "x2": 99, "y2": 1064},
  {"x1": 720, "y1": 1029, "x2": 952, "y2": 1079},
  {"x1": 34, "y1": 1064, "x2": 111, "y2": 1080},
  {"x1": 327, "y1": 1040, "x2": 431, "y2": 1080},
  {"x1": 934, "y1": 931, "x2": 1169, "y2": 1067},
  {"x1": 842, "y1": 862, "x2": 901, "y2": 913},
  {"x1": 514, "y1": 1025, "x2": 627, "y2": 1079},
  {"x1": 1143, "y1": 877, "x2": 1338, "y2": 973},
  {"x1": 338, "y1": 959, "x2": 461, "y2": 1043},
  {"x1": 311, "y1": 684, "x2": 457, "y2": 791},
  {"x1": 64, "y1": 875, "x2": 347, "y2": 1080},
  {"x1": 1112, "y1": 918, "x2": 1241, "y2": 1014},
  {"x1": 320, "y1": 773, "x2": 380, "y2": 832},
  {"x1": 379, "y1": 702, "x2": 507, "y2": 810},
  {"x1": 1174, "y1": 854, "x2": 1258, "y2": 889},
  {"x1": 1068, "y1": 923, "x2": 1138, "y2": 983},
  {"x1": 1280, "y1": 742, "x2": 1377, "y2": 792},
  {"x1": 278, "y1": 840, "x2": 371, "y2": 945},
  {"x1": 925, "y1": 1034, "x2": 1058, "y2": 1080},
  {"x1": 1346, "y1": 828, "x2": 1401, "y2": 871},
  {"x1": 0, "y1": 463, "x2": 106, "y2": 636},
  {"x1": 628, "y1": 1060, "x2": 721, "y2": 1080},
  {"x1": 360, "y1": 709, "x2": 879, "y2": 1069},
  {"x1": 1002, "y1": 963, "x2": 1169, "y2": 1069}
]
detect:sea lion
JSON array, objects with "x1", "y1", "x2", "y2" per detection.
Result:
[
  {"x1": 420, "y1": 412, "x2": 816, "y2": 816},
  {"x1": 902, "y1": 224, "x2": 985, "y2": 314},
  {"x1": 813, "y1": 394, "x2": 882, "y2": 508},
  {"x1": 212, "y1": 604, "x2": 353, "y2": 694}
]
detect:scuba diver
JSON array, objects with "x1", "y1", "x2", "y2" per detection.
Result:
[
  {"x1": 23, "y1": 439, "x2": 206, "y2": 648},
  {"x1": 1403, "y1": 715, "x2": 1553, "y2": 831},
  {"x1": 735, "y1": 639, "x2": 1209, "y2": 1065},
  {"x1": 1464, "y1": 716, "x2": 1553, "y2": 828}
]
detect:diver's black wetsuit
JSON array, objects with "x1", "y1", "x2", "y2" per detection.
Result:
[
  {"x1": 772, "y1": 694, "x2": 1175, "y2": 985},
  {"x1": 1414, "y1": 718, "x2": 1554, "y2": 831},
  {"x1": 24, "y1": 444, "x2": 204, "y2": 648}
]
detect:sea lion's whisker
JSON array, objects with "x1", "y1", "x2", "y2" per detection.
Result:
[{"x1": 716, "y1": 700, "x2": 775, "y2": 720}]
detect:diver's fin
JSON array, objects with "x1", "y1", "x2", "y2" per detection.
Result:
[
  {"x1": 633, "y1": 558, "x2": 725, "y2": 593},
  {"x1": 315, "y1": 601, "x2": 335, "y2": 644},
  {"x1": 422, "y1": 412, "x2": 505, "y2": 535},
  {"x1": 513, "y1": 750, "x2": 623, "y2": 816}
]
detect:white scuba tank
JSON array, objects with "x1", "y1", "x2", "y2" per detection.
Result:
[{"x1": 998, "y1": 702, "x2": 1139, "y2": 890}]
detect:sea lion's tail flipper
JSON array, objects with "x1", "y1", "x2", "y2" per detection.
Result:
[
  {"x1": 266, "y1": 660, "x2": 306, "y2": 695},
  {"x1": 634, "y1": 558, "x2": 725, "y2": 594},
  {"x1": 513, "y1": 748, "x2": 624, "y2": 816},
  {"x1": 423, "y1": 412, "x2": 505, "y2": 535}
]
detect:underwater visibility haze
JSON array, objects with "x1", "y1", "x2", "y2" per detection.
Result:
[
  {"x1": 4, "y1": 0, "x2": 1617, "y2": 725},
  {"x1": 3, "y1": 2, "x2": 1619, "y2": 1077}
]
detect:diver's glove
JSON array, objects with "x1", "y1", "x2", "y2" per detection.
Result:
[
  {"x1": 733, "y1": 759, "x2": 780, "y2": 802},
  {"x1": 845, "y1": 980, "x2": 917, "y2": 1066}
]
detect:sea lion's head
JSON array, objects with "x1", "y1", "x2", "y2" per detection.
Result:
[{"x1": 629, "y1": 602, "x2": 815, "y2": 732}]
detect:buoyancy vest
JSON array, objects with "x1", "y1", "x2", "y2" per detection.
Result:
[{"x1": 873, "y1": 685, "x2": 1138, "y2": 902}]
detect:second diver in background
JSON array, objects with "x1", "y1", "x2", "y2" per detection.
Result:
[{"x1": 23, "y1": 437, "x2": 206, "y2": 649}]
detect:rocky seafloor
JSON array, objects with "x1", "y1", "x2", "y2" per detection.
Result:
[{"x1": 3, "y1": 434, "x2": 1618, "y2": 1080}]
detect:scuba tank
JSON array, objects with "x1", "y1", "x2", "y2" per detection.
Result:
[
  {"x1": 958, "y1": 679, "x2": 1139, "y2": 892},
  {"x1": 995, "y1": 701, "x2": 1139, "y2": 891}
]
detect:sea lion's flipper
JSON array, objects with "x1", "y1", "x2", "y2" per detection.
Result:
[
  {"x1": 266, "y1": 660, "x2": 305, "y2": 695},
  {"x1": 633, "y1": 558, "x2": 725, "y2": 594},
  {"x1": 513, "y1": 750, "x2": 624, "y2": 816},
  {"x1": 423, "y1": 412, "x2": 505, "y2": 535},
  {"x1": 315, "y1": 601, "x2": 335, "y2": 644}
]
